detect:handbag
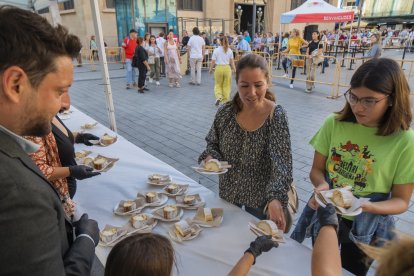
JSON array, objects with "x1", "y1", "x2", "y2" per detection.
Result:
[
  {"x1": 263, "y1": 182, "x2": 298, "y2": 234},
  {"x1": 263, "y1": 106, "x2": 299, "y2": 234},
  {"x1": 284, "y1": 181, "x2": 299, "y2": 233},
  {"x1": 292, "y1": 59, "x2": 305, "y2": 67},
  {"x1": 148, "y1": 55, "x2": 155, "y2": 65},
  {"x1": 311, "y1": 41, "x2": 324, "y2": 65}
]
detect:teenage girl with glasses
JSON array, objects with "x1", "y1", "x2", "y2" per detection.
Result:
[{"x1": 292, "y1": 58, "x2": 414, "y2": 276}]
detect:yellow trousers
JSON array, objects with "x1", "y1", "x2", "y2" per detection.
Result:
[{"x1": 214, "y1": 64, "x2": 232, "y2": 102}]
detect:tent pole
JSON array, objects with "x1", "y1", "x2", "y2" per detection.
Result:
[{"x1": 90, "y1": 0, "x2": 117, "y2": 132}]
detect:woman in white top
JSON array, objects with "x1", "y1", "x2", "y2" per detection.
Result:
[
  {"x1": 148, "y1": 35, "x2": 162, "y2": 85},
  {"x1": 209, "y1": 36, "x2": 236, "y2": 106},
  {"x1": 164, "y1": 31, "x2": 181, "y2": 87}
]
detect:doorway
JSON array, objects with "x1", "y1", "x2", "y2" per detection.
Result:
[{"x1": 147, "y1": 23, "x2": 168, "y2": 36}]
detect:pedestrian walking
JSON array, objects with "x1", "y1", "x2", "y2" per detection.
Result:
[
  {"x1": 164, "y1": 31, "x2": 181, "y2": 88},
  {"x1": 209, "y1": 36, "x2": 236, "y2": 106},
  {"x1": 281, "y1": 29, "x2": 308, "y2": 89},
  {"x1": 121, "y1": 29, "x2": 138, "y2": 89},
  {"x1": 134, "y1": 36, "x2": 151, "y2": 93},
  {"x1": 156, "y1": 32, "x2": 166, "y2": 76},
  {"x1": 305, "y1": 31, "x2": 324, "y2": 93},
  {"x1": 148, "y1": 35, "x2": 162, "y2": 86},
  {"x1": 187, "y1": 27, "x2": 205, "y2": 85}
]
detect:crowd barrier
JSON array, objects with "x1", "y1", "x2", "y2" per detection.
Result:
[{"x1": 272, "y1": 53, "x2": 340, "y2": 98}]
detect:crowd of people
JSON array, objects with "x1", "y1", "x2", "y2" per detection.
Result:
[
  {"x1": 1, "y1": 5, "x2": 414, "y2": 276},
  {"x1": 119, "y1": 24, "x2": 397, "y2": 99}
]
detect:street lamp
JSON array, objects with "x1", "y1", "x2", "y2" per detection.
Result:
[
  {"x1": 257, "y1": 7, "x2": 263, "y2": 33},
  {"x1": 236, "y1": 5, "x2": 243, "y2": 34}
]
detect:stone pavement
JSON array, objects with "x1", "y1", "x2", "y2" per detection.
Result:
[{"x1": 70, "y1": 50, "x2": 414, "y2": 275}]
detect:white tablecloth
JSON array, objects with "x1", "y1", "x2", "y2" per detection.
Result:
[{"x1": 63, "y1": 107, "x2": 315, "y2": 276}]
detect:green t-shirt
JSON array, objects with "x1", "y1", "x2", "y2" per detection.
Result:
[{"x1": 310, "y1": 114, "x2": 414, "y2": 196}]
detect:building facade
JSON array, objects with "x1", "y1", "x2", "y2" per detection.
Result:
[
  {"x1": 38, "y1": 0, "x2": 343, "y2": 47},
  {"x1": 39, "y1": 0, "x2": 117, "y2": 48}
]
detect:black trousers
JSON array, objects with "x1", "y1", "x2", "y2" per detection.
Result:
[
  {"x1": 282, "y1": 58, "x2": 297, "y2": 84},
  {"x1": 338, "y1": 219, "x2": 374, "y2": 276},
  {"x1": 137, "y1": 64, "x2": 147, "y2": 89}
]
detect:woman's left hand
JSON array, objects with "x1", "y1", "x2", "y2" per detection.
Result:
[{"x1": 267, "y1": 199, "x2": 286, "y2": 232}]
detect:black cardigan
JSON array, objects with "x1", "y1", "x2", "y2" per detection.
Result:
[{"x1": 134, "y1": 45, "x2": 148, "y2": 66}]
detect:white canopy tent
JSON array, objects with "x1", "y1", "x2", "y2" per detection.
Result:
[
  {"x1": 278, "y1": 0, "x2": 355, "y2": 61},
  {"x1": 0, "y1": 0, "x2": 117, "y2": 132}
]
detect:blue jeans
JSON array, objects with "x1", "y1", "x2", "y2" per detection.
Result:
[
  {"x1": 125, "y1": 59, "x2": 136, "y2": 85},
  {"x1": 291, "y1": 192, "x2": 395, "y2": 245}
]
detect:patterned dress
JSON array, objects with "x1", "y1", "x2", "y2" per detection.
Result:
[
  {"x1": 165, "y1": 40, "x2": 181, "y2": 80},
  {"x1": 25, "y1": 133, "x2": 76, "y2": 218},
  {"x1": 199, "y1": 103, "x2": 293, "y2": 209}
]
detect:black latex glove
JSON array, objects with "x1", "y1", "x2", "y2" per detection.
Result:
[
  {"x1": 245, "y1": 235, "x2": 279, "y2": 264},
  {"x1": 75, "y1": 133, "x2": 99, "y2": 146},
  {"x1": 317, "y1": 203, "x2": 339, "y2": 231},
  {"x1": 69, "y1": 165, "x2": 100, "y2": 180},
  {"x1": 74, "y1": 214, "x2": 99, "y2": 246}
]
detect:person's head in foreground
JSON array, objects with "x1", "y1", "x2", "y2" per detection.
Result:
[
  {"x1": 358, "y1": 233, "x2": 414, "y2": 276},
  {"x1": 0, "y1": 5, "x2": 81, "y2": 137},
  {"x1": 232, "y1": 54, "x2": 275, "y2": 112},
  {"x1": 105, "y1": 233, "x2": 175, "y2": 276},
  {"x1": 337, "y1": 58, "x2": 412, "y2": 136}
]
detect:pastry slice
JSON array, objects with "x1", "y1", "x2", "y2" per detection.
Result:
[
  {"x1": 204, "y1": 159, "x2": 221, "y2": 172},
  {"x1": 257, "y1": 220, "x2": 278, "y2": 236},
  {"x1": 174, "y1": 220, "x2": 192, "y2": 237},
  {"x1": 203, "y1": 208, "x2": 213, "y2": 222},
  {"x1": 330, "y1": 188, "x2": 353, "y2": 209}
]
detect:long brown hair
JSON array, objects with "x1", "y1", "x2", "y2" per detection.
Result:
[
  {"x1": 220, "y1": 35, "x2": 229, "y2": 53},
  {"x1": 232, "y1": 53, "x2": 275, "y2": 113},
  {"x1": 105, "y1": 233, "x2": 176, "y2": 276},
  {"x1": 336, "y1": 58, "x2": 412, "y2": 136}
]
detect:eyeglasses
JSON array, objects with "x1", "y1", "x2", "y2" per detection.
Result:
[{"x1": 344, "y1": 89, "x2": 389, "y2": 108}]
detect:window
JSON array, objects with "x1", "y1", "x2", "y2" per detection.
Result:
[
  {"x1": 58, "y1": 0, "x2": 74, "y2": 11},
  {"x1": 105, "y1": 0, "x2": 115, "y2": 9},
  {"x1": 290, "y1": 0, "x2": 306, "y2": 10},
  {"x1": 37, "y1": 7, "x2": 49, "y2": 14},
  {"x1": 177, "y1": 0, "x2": 203, "y2": 11}
]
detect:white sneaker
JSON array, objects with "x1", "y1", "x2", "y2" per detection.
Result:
[
  {"x1": 175, "y1": 82, "x2": 181, "y2": 88},
  {"x1": 156, "y1": 81, "x2": 160, "y2": 86},
  {"x1": 289, "y1": 84, "x2": 294, "y2": 89},
  {"x1": 282, "y1": 74, "x2": 288, "y2": 78},
  {"x1": 149, "y1": 78, "x2": 153, "y2": 83},
  {"x1": 305, "y1": 88, "x2": 312, "y2": 93}
]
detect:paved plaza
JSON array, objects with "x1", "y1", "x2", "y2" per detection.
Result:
[{"x1": 70, "y1": 49, "x2": 414, "y2": 275}]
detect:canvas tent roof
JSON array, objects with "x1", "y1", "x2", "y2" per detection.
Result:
[
  {"x1": 281, "y1": 0, "x2": 354, "y2": 24},
  {"x1": 0, "y1": 0, "x2": 65, "y2": 11}
]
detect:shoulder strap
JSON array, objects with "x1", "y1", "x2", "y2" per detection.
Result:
[{"x1": 269, "y1": 104, "x2": 276, "y2": 122}]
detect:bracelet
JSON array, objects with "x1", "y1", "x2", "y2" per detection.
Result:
[{"x1": 77, "y1": 234, "x2": 96, "y2": 246}]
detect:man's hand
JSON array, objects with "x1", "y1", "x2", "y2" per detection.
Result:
[{"x1": 74, "y1": 214, "x2": 99, "y2": 246}]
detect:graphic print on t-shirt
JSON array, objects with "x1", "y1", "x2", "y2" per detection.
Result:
[{"x1": 328, "y1": 140, "x2": 375, "y2": 192}]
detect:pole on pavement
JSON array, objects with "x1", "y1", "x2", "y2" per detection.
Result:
[
  {"x1": 356, "y1": 0, "x2": 364, "y2": 34},
  {"x1": 252, "y1": 0, "x2": 256, "y2": 38},
  {"x1": 90, "y1": 0, "x2": 117, "y2": 132}
]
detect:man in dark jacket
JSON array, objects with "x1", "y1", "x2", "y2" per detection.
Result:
[{"x1": 0, "y1": 6, "x2": 99, "y2": 276}]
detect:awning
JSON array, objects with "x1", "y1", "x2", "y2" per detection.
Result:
[{"x1": 281, "y1": 0, "x2": 354, "y2": 24}]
